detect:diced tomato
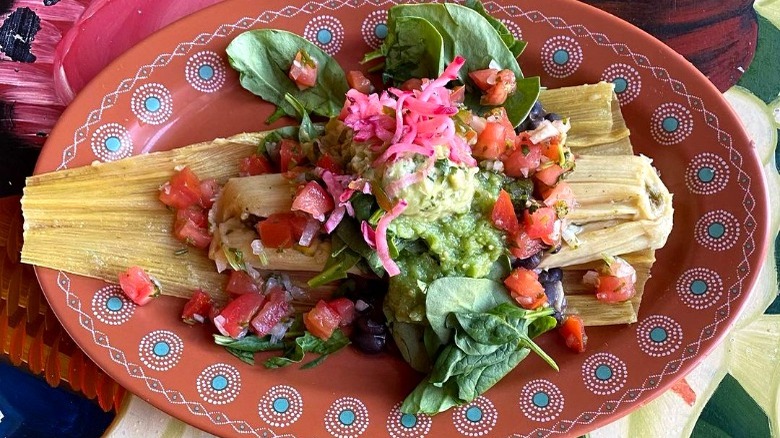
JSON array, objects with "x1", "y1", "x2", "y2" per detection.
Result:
[
  {"x1": 469, "y1": 68, "x2": 499, "y2": 91},
  {"x1": 509, "y1": 229, "x2": 545, "y2": 259},
  {"x1": 225, "y1": 270, "x2": 260, "y2": 295},
  {"x1": 503, "y1": 141, "x2": 542, "y2": 178},
  {"x1": 534, "y1": 163, "x2": 565, "y2": 187},
  {"x1": 524, "y1": 207, "x2": 557, "y2": 240},
  {"x1": 288, "y1": 50, "x2": 318, "y2": 90},
  {"x1": 400, "y1": 78, "x2": 423, "y2": 91},
  {"x1": 473, "y1": 122, "x2": 510, "y2": 159},
  {"x1": 450, "y1": 85, "x2": 466, "y2": 104},
  {"x1": 251, "y1": 286, "x2": 291, "y2": 336},
  {"x1": 558, "y1": 315, "x2": 587, "y2": 353},
  {"x1": 491, "y1": 190, "x2": 519, "y2": 234},
  {"x1": 542, "y1": 181, "x2": 576, "y2": 216},
  {"x1": 481, "y1": 83, "x2": 509, "y2": 106},
  {"x1": 175, "y1": 207, "x2": 208, "y2": 229},
  {"x1": 214, "y1": 293, "x2": 266, "y2": 339},
  {"x1": 256, "y1": 212, "x2": 308, "y2": 248},
  {"x1": 118, "y1": 266, "x2": 160, "y2": 306},
  {"x1": 199, "y1": 178, "x2": 219, "y2": 209},
  {"x1": 346, "y1": 70, "x2": 372, "y2": 94},
  {"x1": 279, "y1": 139, "x2": 306, "y2": 173},
  {"x1": 316, "y1": 154, "x2": 343, "y2": 174},
  {"x1": 182, "y1": 289, "x2": 214, "y2": 324},
  {"x1": 292, "y1": 181, "x2": 335, "y2": 221},
  {"x1": 540, "y1": 137, "x2": 564, "y2": 162},
  {"x1": 590, "y1": 256, "x2": 637, "y2": 303},
  {"x1": 174, "y1": 216, "x2": 211, "y2": 249},
  {"x1": 503, "y1": 267, "x2": 547, "y2": 310},
  {"x1": 239, "y1": 154, "x2": 275, "y2": 177},
  {"x1": 328, "y1": 297, "x2": 356, "y2": 327},
  {"x1": 159, "y1": 167, "x2": 202, "y2": 210},
  {"x1": 304, "y1": 300, "x2": 342, "y2": 340}
]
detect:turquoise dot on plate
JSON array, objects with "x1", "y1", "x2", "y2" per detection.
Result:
[
  {"x1": 375, "y1": 23, "x2": 388, "y2": 39},
  {"x1": 650, "y1": 327, "x2": 667, "y2": 343},
  {"x1": 553, "y1": 49, "x2": 569, "y2": 65},
  {"x1": 697, "y1": 166, "x2": 715, "y2": 182},
  {"x1": 198, "y1": 64, "x2": 214, "y2": 80},
  {"x1": 595, "y1": 364, "x2": 613, "y2": 381},
  {"x1": 691, "y1": 279, "x2": 708, "y2": 295},
  {"x1": 662, "y1": 116, "x2": 679, "y2": 132},
  {"x1": 708, "y1": 222, "x2": 725, "y2": 239},
  {"x1": 532, "y1": 391, "x2": 549, "y2": 408},
  {"x1": 272, "y1": 397, "x2": 289, "y2": 413},
  {"x1": 317, "y1": 28, "x2": 332, "y2": 44},
  {"x1": 106, "y1": 296, "x2": 123, "y2": 311},
  {"x1": 339, "y1": 409, "x2": 355, "y2": 426},
  {"x1": 153, "y1": 341, "x2": 170, "y2": 357},
  {"x1": 612, "y1": 77, "x2": 627, "y2": 93},
  {"x1": 144, "y1": 96, "x2": 161, "y2": 112},
  {"x1": 104, "y1": 136, "x2": 121, "y2": 152},
  {"x1": 400, "y1": 413, "x2": 417, "y2": 428},
  {"x1": 211, "y1": 375, "x2": 228, "y2": 391},
  {"x1": 466, "y1": 406, "x2": 482, "y2": 422}
]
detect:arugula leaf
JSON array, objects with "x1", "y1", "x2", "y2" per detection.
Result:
[
  {"x1": 425, "y1": 277, "x2": 513, "y2": 343},
  {"x1": 226, "y1": 29, "x2": 348, "y2": 121},
  {"x1": 463, "y1": 0, "x2": 527, "y2": 57},
  {"x1": 307, "y1": 249, "x2": 361, "y2": 287},
  {"x1": 334, "y1": 218, "x2": 385, "y2": 276},
  {"x1": 225, "y1": 347, "x2": 256, "y2": 365},
  {"x1": 257, "y1": 126, "x2": 301, "y2": 156},
  {"x1": 283, "y1": 93, "x2": 325, "y2": 145},
  {"x1": 214, "y1": 334, "x2": 286, "y2": 352},
  {"x1": 265, "y1": 330, "x2": 350, "y2": 368},
  {"x1": 363, "y1": 15, "x2": 445, "y2": 84}
]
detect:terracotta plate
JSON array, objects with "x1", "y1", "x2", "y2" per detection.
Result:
[{"x1": 34, "y1": 0, "x2": 768, "y2": 436}]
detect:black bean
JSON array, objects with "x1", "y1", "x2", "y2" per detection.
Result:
[
  {"x1": 352, "y1": 332, "x2": 387, "y2": 354},
  {"x1": 538, "y1": 268, "x2": 563, "y2": 284},
  {"x1": 544, "y1": 112, "x2": 562, "y2": 121},
  {"x1": 512, "y1": 251, "x2": 543, "y2": 270},
  {"x1": 356, "y1": 315, "x2": 387, "y2": 335}
]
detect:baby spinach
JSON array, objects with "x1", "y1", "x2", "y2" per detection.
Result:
[
  {"x1": 363, "y1": 15, "x2": 445, "y2": 84},
  {"x1": 425, "y1": 277, "x2": 513, "y2": 343},
  {"x1": 226, "y1": 29, "x2": 348, "y2": 122},
  {"x1": 385, "y1": 3, "x2": 540, "y2": 126},
  {"x1": 401, "y1": 303, "x2": 558, "y2": 415},
  {"x1": 463, "y1": 0, "x2": 526, "y2": 58}
]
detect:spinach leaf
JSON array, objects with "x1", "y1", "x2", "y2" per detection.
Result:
[
  {"x1": 307, "y1": 248, "x2": 361, "y2": 287},
  {"x1": 284, "y1": 93, "x2": 324, "y2": 145},
  {"x1": 265, "y1": 330, "x2": 350, "y2": 369},
  {"x1": 226, "y1": 29, "x2": 348, "y2": 121},
  {"x1": 363, "y1": 15, "x2": 444, "y2": 84},
  {"x1": 257, "y1": 125, "x2": 300, "y2": 156},
  {"x1": 463, "y1": 0, "x2": 527, "y2": 57},
  {"x1": 214, "y1": 334, "x2": 285, "y2": 352},
  {"x1": 389, "y1": 321, "x2": 434, "y2": 373},
  {"x1": 225, "y1": 347, "x2": 256, "y2": 365},
  {"x1": 380, "y1": 3, "x2": 540, "y2": 126},
  {"x1": 401, "y1": 304, "x2": 558, "y2": 415},
  {"x1": 425, "y1": 277, "x2": 513, "y2": 343},
  {"x1": 334, "y1": 218, "x2": 384, "y2": 276}
]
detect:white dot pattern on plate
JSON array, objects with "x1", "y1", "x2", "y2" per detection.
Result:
[
  {"x1": 685, "y1": 152, "x2": 730, "y2": 195},
  {"x1": 541, "y1": 35, "x2": 583, "y2": 78},
  {"x1": 650, "y1": 102, "x2": 693, "y2": 145},
  {"x1": 694, "y1": 209, "x2": 740, "y2": 251},
  {"x1": 185, "y1": 51, "x2": 226, "y2": 93},
  {"x1": 91, "y1": 285, "x2": 135, "y2": 325},
  {"x1": 582, "y1": 353, "x2": 627, "y2": 395},
  {"x1": 90, "y1": 123, "x2": 133, "y2": 161},
  {"x1": 195, "y1": 363, "x2": 241, "y2": 405},
  {"x1": 130, "y1": 82, "x2": 173, "y2": 125},
  {"x1": 451, "y1": 396, "x2": 498, "y2": 437},
  {"x1": 636, "y1": 315, "x2": 683, "y2": 357},
  {"x1": 519, "y1": 379, "x2": 564, "y2": 422},
  {"x1": 258, "y1": 385, "x2": 303, "y2": 428},
  {"x1": 385, "y1": 402, "x2": 432, "y2": 438},
  {"x1": 138, "y1": 330, "x2": 183, "y2": 371},
  {"x1": 361, "y1": 10, "x2": 388, "y2": 49},
  {"x1": 676, "y1": 267, "x2": 724, "y2": 309},
  {"x1": 324, "y1": 397, "x2": 369, "y2": 438},
  {"x1": 601, "y1": 63, "x2": 642, "y2": 105},
  {"x1": 304, "y1": 15, "x2": 344, "y2": 55},
  {"x1": 500, "y1": 18, "x2": 523, "y2": 40}
]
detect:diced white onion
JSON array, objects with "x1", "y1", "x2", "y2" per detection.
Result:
[
  {"x1": 299, "y1": 218, "x2": 320, "y2": 246},
  {"x1": 355, "y1": 299, "x2": 370, "y2": 312}
]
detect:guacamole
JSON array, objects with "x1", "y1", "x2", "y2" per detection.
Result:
[{"x1": 384, "y1": 171, "x2": 508, "y2": 323}]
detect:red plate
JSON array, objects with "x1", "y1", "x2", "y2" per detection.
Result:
[{"x1": 33, "y1": 0, "x2": 768, "y2": 436}]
